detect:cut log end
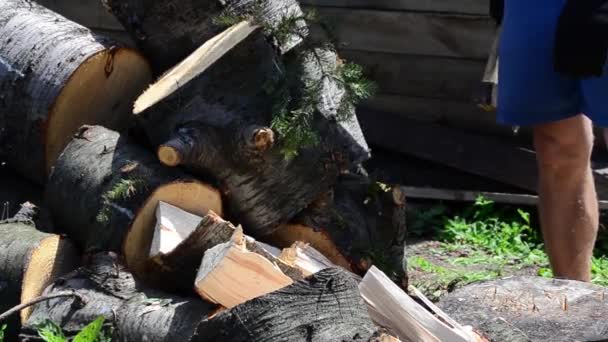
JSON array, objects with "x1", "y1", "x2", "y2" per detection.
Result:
[
  {"x1": 267, "y1": 224, "x2": 353, "y2": 271},
  {"x1": 46, "y1": 48, "x2": 152, "y2": 173},
  {"x1": 158, "y1": 145, "x2": 182, "y2": 167},
  {"x1": 20, "y1": 236, "x2": 79, "y2": 322},
  {"x1": 123, "y1": 181, "x2": 222, "y2": 276}
]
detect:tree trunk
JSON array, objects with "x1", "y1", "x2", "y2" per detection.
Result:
[
  {"x1": 22, "y1": 253, "x2": 378, "y2": 342},
  {"x1": 193, "y1": 267, "x2": 378, "y2": 342},
  {"x1": 20, "y1": 253, "x2": 216, "y2": 342},
  {"x1": 0, "y1": 213, "x2": 79, "y2": 340},
  {"x1": 102, "y1": 0, "x2": 304, "y2": 74},
  {"x1": 45, "y1": 126, "x2": 222, "y2": 277},
  {"x1": 268, "y1": 173, "x2": 408, "y2": 278},
  {"x1": 104, "y1": 0, "x2": 370, "y2": 237},
  {"x1": 0, "y1": 0, "x2": 152, "y2": 183}
]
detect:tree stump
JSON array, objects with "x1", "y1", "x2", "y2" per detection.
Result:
[
  {"x1": 438, "y1": 276, "x2": 608, "y2": 342},
  {"x1": 0, "y1": 0, "x2": 151, "y2": 183}
]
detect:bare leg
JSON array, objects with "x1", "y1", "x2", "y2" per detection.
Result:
[{"x1": 533, "y1": 115, "x2": 598, "y2": 282}]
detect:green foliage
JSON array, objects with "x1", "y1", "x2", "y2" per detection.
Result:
[
  {"x1": 413, "y1": 196, "x2": 608, "y2": 289},
  {"x1": 214, "y1": 6, "x2": 376, "y2": 159},
  {"x1": 35, "y1": 317, "x2": 110, "y2": 342},
  {"x1": 96, "y1": 177, "x2": 146, "y2": 223},
  {"x1": 407, "y1": 204, "x2": 447, "y2": 237},
  {"x1": 0, "y1": 324, "x2": 6, "y2": 342},
  {"x1": 36, "y1": 320, "x2": 66, "y2": 342}
]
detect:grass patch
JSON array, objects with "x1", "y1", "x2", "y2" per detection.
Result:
[
  {"x1": 408, "y1": 196, "x2": 608, "y2": 299},
  {"x1": 35, "y1": 316, "x2": 111, "y2": 342}
]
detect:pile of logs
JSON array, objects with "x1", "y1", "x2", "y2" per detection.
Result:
[{"x1": 0, "y1": 0, "x2": 480, "y2": 341}]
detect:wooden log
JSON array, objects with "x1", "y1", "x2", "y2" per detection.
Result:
[
  {"x1": 437, "y1": 276, "x2": 608, "y2": 342},
  {"x1": 20, "y1": 253, "x2": 216, "y2": 342},
  {"x1": 359, "y1": 266, "x2": 475, "y2": 342},
  {"x1": 300, "y1": 0, "x2": 489, "y2": 14},
  {"x1": 268, "y1": 173, "x2": 407, "y2": 276},
  {"x1": 45, "y1": 126, "x2": 222, "y2": 278},
  {"x1": 22, "y1": 253, "x2": 377, "y2": 341},
  {"x1": 192, "y1": 267, "x2": 378, "y2": 341},
  {"x1": 0, "y1": 0, "x2": 152, "y2": 183},
  {"x1": 195, "y1": 227, "x2": 294, "y2": 308},
  {"x1": 0, "y1": 207, "x2": 79, "y2": 340},
  {"x1": 275, "y1": 241, "x2": 337, "y2": 276},
  {"x1": 102, "y1": 0, "x2": 304, "y2": 74}
]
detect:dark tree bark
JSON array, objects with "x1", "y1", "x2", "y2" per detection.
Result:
[
  {"x1": 22, "y1": 254, "x2": 377, "y2": 342},
  {"x1": 102, "y1": 0, "x2": 304, "y2": 74},
  {"x1": 193, "y1": 267, "x2": 377, "y2": 341},
  {"x1": 438, "y1": 276, "x2": 608, "y2": 342},
  {"x1": 0, "y1": 217, "x2": 78, "y2": 340},
  {"x1": 20, "y1": 253, "x2": 216, "y2": 342},
  {"x1": 104, "y1": 1, "x2": 370, "y2": 236},
  {"x1": 269, "y1": 173, "x2": 407, "y2": 278},
  {"x1": 0, "y1": 0, "x2": 151, "y2": 183},
  {"x1": 45, "y1": 126, "x2": 222, "y2": 274}
]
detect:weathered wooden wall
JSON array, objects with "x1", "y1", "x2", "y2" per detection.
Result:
[{"x1": 36, "y1": 0, "x2": 508, "y2": 135}]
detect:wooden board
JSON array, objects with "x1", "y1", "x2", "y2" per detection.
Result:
[
  {"x1": 342, "y1": 50, "x2": 486, "y2": 101},
  {"x1": 307, "y1": 7, "x2": 495, "y2": 58},
  {"x1": 361, "y1": 94, "x2": 516, "y2": 137},
  {"x1": 359, "y1": 110, "x2": 608, "y2": 200},
  {"x1": 35, "y1": 0, "x2": 122, "y2": 30},
  {"x1": 300, "y1": 0, "x2": 489, "y2": 15}
]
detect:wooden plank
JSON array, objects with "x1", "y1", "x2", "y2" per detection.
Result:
[
  {"x1": 300, "y1": 0, "x2": 489, "y2": 15},
  {"x1": 343, "y1": 50, "x2": 486, "y2": 101},
  {"x1": 361, "y1": 94, "x2": 517, "y2": 137},
  {"x1": 36, "y1": 0, "x2": 122, "y2": 30},
  {"x1": 308, "y1": 7, "x2": 495, "y2": 58},
  {"x1": 400, "y1": 186, "x2": 608, "y2": 209},
  {"x1": 359, "y1": 109, "x2": 608, "y2": 199}
]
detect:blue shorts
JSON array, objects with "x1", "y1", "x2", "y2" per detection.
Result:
[{"x1": 497, "y1": 0, "x2": 608, "y2": 127}]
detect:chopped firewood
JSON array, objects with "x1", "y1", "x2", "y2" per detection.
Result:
[
  {"x1": 0, "y1": 0, "x2": 151, "y2": 183},
  {"x1": 195, "y1": 227, "x2": 294, "y2": 308},
  {"x1": 277, "y1": 242, "x2": 337, "y2": 276},
  {"x1": 46, "y1": 126, "x2": 222, "y2": 283},
  {"x1": 0, "y1": 206, "x2": 79, "y2": 340},
  {"x1": 149, "y1": 201, "x2": 204, "y2": 258},
  {"x1": 359, "y1": 266, "x2": 475, "y2": 342}
]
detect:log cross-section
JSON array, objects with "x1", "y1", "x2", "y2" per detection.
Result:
[{"x1": 0, "y1": 0, "x2": 151, "y2": 183}]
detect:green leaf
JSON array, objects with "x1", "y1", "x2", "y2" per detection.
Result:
[
  {"x1": 36, "y1": 320, "x2": 67, "y2": 342},
  {"x1": 0, "y1": 324, "x2": 6, "y2": 342},
  {"x1": 73, "y1": 316, "x2": 105, "y2": 342}
]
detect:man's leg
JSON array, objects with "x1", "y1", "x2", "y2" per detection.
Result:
[{"x1": 533, "y1": 115, "x2": 598, "y2": 282}]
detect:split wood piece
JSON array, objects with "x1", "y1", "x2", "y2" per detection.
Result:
[
  {"x1": 193, "y1": 267, "x2": 378, "y2": 341},
  {"x1": 195, "y1": 227, "x2": 294, "y2": 308},
  {"x1": 20, "y1": 253, "x2": 217, "y2": 342},
  {"x1": 147, "y1": 205, "x2": 303, "y2": 292},
  {"x1": 45, "y1": 126, "x2": 222, "y2": 278},
  {"x1": 359, "y1": 266, "x2": 475, "y2": 342},
  {"x1": 0, "y1": 0, "x2": 152, "y2": 183},
  {"x1": 0, "y1": 214, "x2": 78, "y2": 340},
  {"x1": 276, "y1": 241, "x2": 337, "y2": 276},
  {"x1": 269, "y1": 173, "x2": 407, "y2": 275},
  {"x1": 437, "y1": 276, "x2": 608, "y2": 342},
  {"x1": 134, "y1": 21, "x2": 259, "y2": 114},
  {"x1": 136, "y1": 31, "x2": 369, "y2": 237},
  {"x1": 102, "y1": 0, "x2": 304, "y2": 73}
]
